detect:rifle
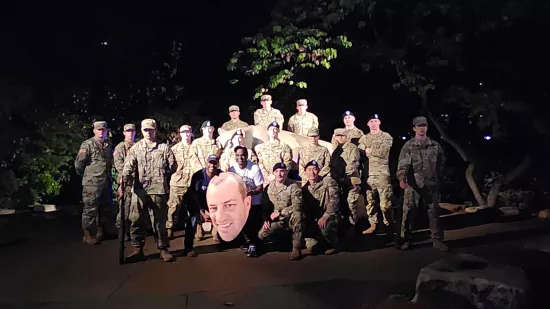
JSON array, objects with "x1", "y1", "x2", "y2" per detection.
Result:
[{"x1": 118, "y1": 182, "x2": 126, "y2": 265}]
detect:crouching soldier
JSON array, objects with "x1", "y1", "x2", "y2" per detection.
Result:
[
  {"x1": 259, "y1": 162, "x2": 304, "y2": 260},
  {"x1": 302, "y1": 160, "x2": 341, "y2": 255}
]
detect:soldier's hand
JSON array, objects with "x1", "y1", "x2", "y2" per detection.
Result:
[
  {"x1": 270, "y1": 211, "x2": 280, "y2": 221},
  {"x1": 399, "y1": 180, "x2": 409, "y2": 189},
  {"x1": 262, "y1": 221, "x2": 271, "y2": 230},
  {"x1": 318, "y1": 216, "x2": 328, "y2": 229}
]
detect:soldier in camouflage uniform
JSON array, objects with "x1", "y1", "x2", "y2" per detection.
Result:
[
  {"x1": 74, "y1": 121, "x2": 115, "y2": 245},
  {"x1": 166, "y1": 125, "x2": 196, "y2": 239},
  {"x1": 259, "y1": 162, "x2": 304, "y2": 260},
  {"x1": 331, "y1": 110, "x2": 365, "y2": 147},
  {"x1": 253, "y1": 94, "x2": 284, "y2": 127},
  {"x1": 396, "y1": 116, "x2": 449, "y2": 252},
  {"x1": 114, "y1": 123, "x2": 136, "y2": 241},
  {"x1": 358, "y1": 114, "x2": 394, "y2": 234},
  {"x1": 302, "y1": 160, "x2": 340, "y2": 255},
  {"x1": 218, "y1": 105, "x2": 249, "y2": 135},
  {"x1": 219, "y1": 129, "x2": 257, "y2": 171},
  {"x1": 298, "y1": 128, "x2": 331, "y2": 185},
  {"x1": 190, "y1": 120, "x2": 223, "y2": 173},
  {"x1": 331, "y1": 128, "x2": 361, "y2": 226},
  {"x1": 121, "y1": 119, "x2": 177, "y2": 262},
  {"x1": 287, "y1": 99, "x2": 319, "y2": 136},
  {"x1": 254, "y1": 121, "x2": 293, "y2": 186}
]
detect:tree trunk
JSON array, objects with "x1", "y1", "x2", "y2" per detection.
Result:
[
  {"x1": 419, "y1": 87, "x2": 487, "y2": 207},
  {"x1": 486, "y1": 156, "x2": 531, "y2": 207}
]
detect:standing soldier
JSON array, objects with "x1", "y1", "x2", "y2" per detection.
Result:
[
  {"x1": 166, "y1": 125, "x2": 195, "y2": 239},
  {"x1": 358, "y1": 114, "x2": 394, "y2": 234},
  {"x1": 219, "y1": 105, "x2": 249, "y2": 135},
  {"x1": 254, "y1": 121, "x2": 293, "y2": 186},
  {"x1": 302, "y1": 160, "x2": 340, "y2": 255},
  {"x1": 259, "y1": 163, "x2": 304, "y2": 260},
  {"x1": 114, "y1": 123, "x2": 136, "y2": 241},
  {"x1": 396, "y1": 116, "x2": 448, "y2": 252},
  {"x1": 74, "y1": 121, "x2": 115, "y2": 245},
  {"x1": 253, "y1": 94, "x2": 284, "y2": 127},
  {"x1": 190, "y1": 120, "x2": 223, "y2": 173},
  {"x1": 298, "y1": 128, "x2": 331, "y2": 185},
  {"x1": 121, "y1": 119, "x2": 177, "y2": 262},
  {"x1": 331, "y1": 111, "x2": 365, "y2": 148},
  {"x1": 287, "y1": 99, "x2": 319, "y2": 136},
  {"x1": 331, "y1": 129, "x2": 361, "y2": 226}
]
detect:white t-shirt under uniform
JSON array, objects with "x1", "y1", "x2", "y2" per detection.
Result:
[{"x1": 229, "y1": 161, "x2": 264, "y2": 206}]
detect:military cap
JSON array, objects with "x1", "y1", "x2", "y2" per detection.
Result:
[
  {"x1": 307, "y1": 127, "x2": 319, "y2": 137},
  {"x1": 412, "y1": 116, "x2": 428, "y2": 126},
  {"x1": 235, "y1": 129, "x2": 244, "y2": 136},
  {"x1": 228, "y1": 105, "x2": 240, "y2": 112},
  {"x1": 343, "y1": 110, "x2": 354, "y2": 118},
  {"x1": 141, "y1": 119, "x2": 156, "y2": 130},
  {"x1": 272, "y1": 162, "x2": 287, "y2": 172},
  {"x1": 267, "y1": 121, "x2": 280, "y2": 130},
  {"x1": 260, "y1": 94, "x2": 272, "y2": 101},
  {"x1": 123, "y1": 124, "x2": 135, "y2": 131},
  {"x1": 368, "y1": 113, "x2": 380, "y2": 121},
  {"x1": 206, "y1": 154, "x2": 219, "y2": 163},
  {"x1": 179, "y1": 125, "x2": 192, "y2": 132},
  {"x1": 93, "y1": 121, "x2": 108, "y2": 130},
  {"x1": 305, "y1": 160, "x2": 320, "y2": 169},
  {"x1": 334, "y1": 128, "x2": 348, "y2": 136},
  {"x1": 296, "y1": 99, "x2": 307, "y2": 106},
  {"x1": 201, "y1": 120, "x2": 213, "y2": 129}
]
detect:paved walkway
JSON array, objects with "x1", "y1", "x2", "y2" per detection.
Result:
[{"x1": 1, "y1": 213, "x2": 550, "y2": 308}]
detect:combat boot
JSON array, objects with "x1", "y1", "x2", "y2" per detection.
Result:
[
  {"x1": 167, "y1": 228, "x2": 173, "y2": 239},
  {"x1": 290, "y1": 246, "x2": 302, "y2": 260},
  {"x1": 82, "y1": 230, "x2": 99, "y2": 245},
  {"x1": 433, "y1": 239, "x2": 450, "y2": 252},
  {"x1": 126, "y1": 247, "x2": 145, "y2": 262},
  {"x1": 362, "y1": 223, "x2": 377, "y2": 235},
  {"x1": 160, "y1": 249, "x2": 175, "y2": 262}
]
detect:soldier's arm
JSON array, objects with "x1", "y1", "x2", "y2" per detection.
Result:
[
  {"x1": 323, "y1": 178, "x2": 340, "y2": 218},
  {"x1": 253, "y1": 111, "x2": 261, "y2": 126},
  {"x1": 297, "y1": 149, "x2": 306, "y2": 181},
  {"x1": 319, "y1": 148, "x2": 332, "y2": 177},
  {"x1": 357, "y1": 135, "x2": 367, "y2": 151},
  {"x1": 166, "y1": 147, "x2": 177, "y2": 175},
  {"x1": 189, "y1": 142, "x2": 202, "y2": 173},
  {"x1": 113, "y1": 144, "x2": 125, "y2": 174},
  {"x1": 255, "y1": 145, "x2": 269, "y2": 177},
  {"x1": 74, "y1": 141, "x2": 90, "y2": 176},
  {"x1": 289, "y1": 183, "x2": 303, "y2": 213},
  {"x1": 396, "y1": 142, "x2": 412, "y2": 182},
  {"x1": 287, "y1": 115, "x2": 295, "y2": 133},
  {"x1": 282, "y1": 144, "x2": 293, "y2": 171},
  {"x1": 276, "y1": 110, "x2": 284, "y2": 128},
  {"x1": 313, "y1": 114, "x2": 319, "y2": 129},
  {"x1": 121, "y1": 147, "x2": 137, "y2": 185},
  {"x1": 370, "y1": 133, "x2": 393, "y2": 158},
  {"x1": 344, "y1": 146, "x2": 361, "y2": 177}
]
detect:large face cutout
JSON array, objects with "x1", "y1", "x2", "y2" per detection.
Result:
[{"x1": 206, "y1": 173, "x2": 251, "y2": 242}]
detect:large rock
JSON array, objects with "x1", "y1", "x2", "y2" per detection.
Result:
[{"x1": 412, "y1": 254, "x2": 530, "y2": 309}]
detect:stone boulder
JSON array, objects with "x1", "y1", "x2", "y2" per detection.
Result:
[{"x1": 412, "y1": 254, "x2": 530, "y2": 309}]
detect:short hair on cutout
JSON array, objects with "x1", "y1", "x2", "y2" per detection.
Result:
[
  {"x1": 208, "y1": 172, "x2": 248, "y2": 199},
  {"x1": 234, "y1": 145, "x2": 247, "y2": 155}
]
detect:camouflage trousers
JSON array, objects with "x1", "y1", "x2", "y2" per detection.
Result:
[
  {"x1": 304, "y1": 214, "x2": 339, "y2": 250},
  {"x1": 401, "y1": 186, "x2": 443, "y2": 241},
  {"x1": 166, "y1": 186, "x2": 189, "y2": 229},
  {"x1": 82, "y1": 185, "x2": 115, "y2": 234},
  {"x1": 366, "y1": 175, "x2": 393, "y2": 224},
  {"x1": 129, "y1": 192, "x2": 170, "y2": 250},
  {"x1": 337, "y1": 180, "x2": 360, "y2": 221},
  {"x1": 258, "y1": 210, "x2": 304, "y2": 248}
]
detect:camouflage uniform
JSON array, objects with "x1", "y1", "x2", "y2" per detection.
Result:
[
  {"x1": 167, "y1": 140, "x2": 194, "y2": 230},
  {"x1": 254, "y1": 139, "x2": 293, "y2": 183},
  {"x1": 358, "y1": 131, "x2": 394, "y2": 224},
  {"x1": 298, "y1": 128, "x2": 331, "y2": 184},
  {"x1": 396, "y1": 128, "x2": 446, "y2": 242},
  {"x1": 254, "y1": 108, "x2": 285, "y2": 127},
  {"x1": 74, "y1": 122, "x2": 114, "y2": 239},
  {"x1": 288, "y1": 112, "x2": 319, "y2": 136},
  {"x1": 259, "y1": 178, "x2": 304, "y2": 248},
  {"x1": 113, "y1": 127, "x2": 135, "y2": 234},
  {"x1": 190, "y1": 136, "x2": 222, "y2": 173},
  {"x1": 122, "y1": 132, "x2": 176, "y2": 251},
  {"x1": 331, "y1": 126, "x2": 364, "y2": 148},
  {"x1": 221, "y1": 120, "x2": 249, "y2": 132},
  {"x1": 302, "y1": 169, "x2": 340, "y2": 251},
  {"x1": 331, "y1": 129, "x2": 361, "y2": 224}
]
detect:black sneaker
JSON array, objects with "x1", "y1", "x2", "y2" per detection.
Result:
[
  {"x1": 240, "y1": 241, "x2": 250, "y2": 251},
  {"x1": 247, "y1": 244, "x2": 258, "y2": 258}
]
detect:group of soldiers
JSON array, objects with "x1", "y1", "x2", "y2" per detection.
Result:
[{"x1": 74, "y1": 94, "x2": 449, "y2": 263}]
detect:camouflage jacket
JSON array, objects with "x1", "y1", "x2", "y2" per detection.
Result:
[
  {"x1": 288, "y1": 112, "x2": 319, "y2": 136},
  {"x1": 264, "y1": 179, "x2": 303, "y2": 217},
  {"x1": 190, "y1": 137, "x2": 223, "y2": 173},
  {"x1": 396, "y1": 137, "x2": 445, "y2": 188},
  {"x1": 220, "y1": 119, "x2": 249, "y2": 133},
  {"x1": 358, "y1": 131, "x2": 393, "y2": 177},
  {"x1": 330, "y1": 142, "x2": 361, "y2": 181},
  {"x1": 254, "y1": 139, "x2": 293, "y2": 180},
  {"x1": 253, "y1": 108, "x2": 284, "y2": 127},
  {"x1": 298, "y1": 144, "x2": 331, "y2": 181},
  {"x1": 113, "y1": 140, "x2": 134, "y2": 183},
  {"x1": 74, "y1": 137, "x2": 113, "y2": 187},
  {"x1": 122, "y1": 139, "x2": 176, "y2": 195},
  {"x1": 170, "y1": 141, "x2": 195, "y2": 187},
  {"x1": 302, "y1": 175, "x2": 340, "y2": 220},
  {"x1": 219, "y1": 146, "x2": 257, "y2": 171}
]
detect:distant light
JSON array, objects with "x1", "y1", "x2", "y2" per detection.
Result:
[
  {"x1": 484, "y1": 135, "x2": 492, "y2": 140},
  {"x1": 101, "y1": 41, "x2": 108, "y2": 46},
  {"x1": 401, "y1": 136, "x2": 406, "y2": 140},
  {"x1": 479, "y1": 82, "x2": 483, "y2": 86}
]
